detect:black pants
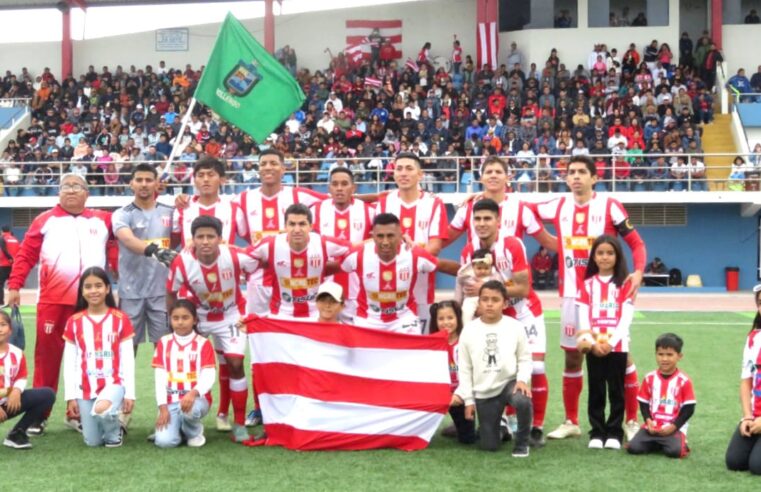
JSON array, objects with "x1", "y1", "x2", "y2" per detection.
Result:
[
  {"x1": 628, "y1": 427, "x2": 689, "y2": 458},
  {"x1": 2, "y1": 387, "x2": 56, "y2": 433},
  {"x1": 449, "y1": 405, "x2": 477, "y2": 444},
  {"x1": 586, "y1": 351, "x2": 627, "y2": 441},
  {"x1": 475, "y1": 379, "x2": 532, "y2": 451},
  {"x1": 0, "y1": 265, "x2": 11, "y2": 304},
  {"x1": 726, "y1": 426, "x2": 761, "y2": 475}
]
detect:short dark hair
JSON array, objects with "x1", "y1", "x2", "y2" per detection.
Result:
[
  {"x1": 479, "y1": 279, "x2": 508, "y2": 300},
  {"x1": 259, "y1": 147, "x2": 284, "y2": 163},
  {"x1": 284, "y1": 203, "x2": 312, "y2": 225},
  {"x1": 655, "y1": 333, "x2": 684, "y2": 353},
  {"x1": 191, "y1": 215, "x2": 222, "y2": 237},
  {"x1": 193, "y1": 156, "x2": 225, "y2": 177},
  {"x1": 131, "y1": 163, "x2": 158, "y2": 179},
  {"x1": 329, "y1": 167, "x2": 353, "y2": 182},
  {"x1": 1, "y1": 225, "x2": 9, "y2": 233},
  {"x1": 394, "y1": 152, "x2": 422, "y2": 168},
  {"x1": 472, "y1": 198, "x2": 500, "y2": 216},
  {"x1": 480, "y1": 155, "x2": 508, "y2": 174},
  {"x1": 569, "y1": 154, "x2": 597, "y2": 176},
  {"x1": 372, "y1": 213, "x2": 400, "y2": 227}
]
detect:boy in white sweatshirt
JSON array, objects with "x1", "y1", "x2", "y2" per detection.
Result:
[{"x1": 451, "y1": 280, "x2": 534, "y2": 457}]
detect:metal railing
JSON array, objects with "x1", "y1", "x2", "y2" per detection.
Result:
[
  {"x1": 0, "y1": 153, "x2": 759, "y2": 196},
  {"x1": 0, "y1": 98, "x2": 31, "y2": 108}
]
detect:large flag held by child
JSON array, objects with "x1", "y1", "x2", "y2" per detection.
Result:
[
  {"x1": 194, "y1": 13, "x2": 305, "y2": 143},
  {"x1": 244, "y1": 316, "x2": 451, "y2": 451}
]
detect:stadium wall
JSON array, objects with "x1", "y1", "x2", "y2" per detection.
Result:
[{"x1": 723, "y1": 25, "x2": 761, "y2": 77}]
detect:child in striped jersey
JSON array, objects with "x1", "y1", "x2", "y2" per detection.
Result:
[
  {"x1": 63, "y1": 267, "x2": 136, "y2": 448},
  {"x1": 153, "y1": 300, "x2": 216, "y2": 448},
  {"x1": 577, "y1": 235, "x2": 634, "y2": 451}
]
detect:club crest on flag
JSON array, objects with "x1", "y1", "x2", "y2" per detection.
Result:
[
  {"x1": 399, "y1": 267, "x2": 410, "y2": 281},
  {"x1": 224, "y1": 59, "x2": 262, "y2": 97},
  {"x1": 221, "y1": 269, "x2": 233, "y2": 281},
  {"x1": 309, "y1": 255, "x2": 321, "y2": 268}
]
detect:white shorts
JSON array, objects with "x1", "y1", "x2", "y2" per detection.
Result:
[
  {"x1": 353, "y1": 314, "x2": 419, "y2": 335},
  {"x1": 246, "y1": 272, "x2": 272, "y2": 316},
  {"x1": 560, "y1": 297, "x2": 579, "y2": 350},
  {"x1": 199, "y1": 319, "x2": 246, "y2": 359},
  {"x1": 516, "y1": 312, "x2": 546, "y2": 355}
]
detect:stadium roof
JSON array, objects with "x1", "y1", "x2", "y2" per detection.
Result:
[{"x1": 0, "y1": 0, "x2": 252, "y2": 10}]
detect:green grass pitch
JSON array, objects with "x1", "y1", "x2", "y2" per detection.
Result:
[{"x1": 2, "y1": 309, "x2": 760, "y2": 491}]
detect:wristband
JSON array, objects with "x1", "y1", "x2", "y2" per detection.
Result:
[{"x1": 144, "y1": 243, "x2": 159, "y2": 257}]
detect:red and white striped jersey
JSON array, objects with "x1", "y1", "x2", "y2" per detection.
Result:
[
  {"x1": 536, "y1": 194, "x2": 629, "y2": 298},
  {"x1": 312, "y1": 198, "x2": 374, "y2": 302},
  {"x1": 742, "y1": 329, "x2": 761, "y2": 418},
  {"x1": 461, "y1": 236, "x2": 542, "y2": 318},
  {"x1": 0, "y1": 344, "x2": 27, "y2": 406},
  {"x1": 167, "y1": 245, "x2": 259, "y2": 324},
  {"x1": 450, "y1": 195, "x2": 543, "y2": 243},
  {"x1": 576, "y1": 275, "x2": 634, "y2": 352},
  {"x1": 172, "y1": 196, "x2": 246, "y2": 247},
  {"x1": 248, "y1": 232, "x2": 351, "y2": 318},
  {"x1": 8, "y1": 205, "x2": 111, "y2": 306},
  {"x1": 340, "y1": 243, "x2": 438, "y2": 323},
  {"x1": 63, "y1": 309, "x2": 135, "y2": 400},
  {"x1": 375, "y1": 190, "x2": 448, "y2": 245},
  {"x1": 152, "y1": 333, "x2": 216, "y2": 404},
  {"x1": 638, "y1": 369, "x2": 696, "y2": 433},
  {"x1": 236, "y1": 186, "x2": 325, "y2": 244}
]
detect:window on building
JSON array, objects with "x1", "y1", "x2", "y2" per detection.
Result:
[
  {"x1": 499, "y1": 0, "x2": 579, "y2": 31},
  {"x1": 588, "y1": 0, "x2": 669, "y2": 28},
  {"x1": 723, "y1": 0, "x2": 761, "y2": 25}
]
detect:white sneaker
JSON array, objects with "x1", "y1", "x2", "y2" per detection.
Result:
[
  {"x1": 547, "y1": 420, "x2": 582, "y2": 439},
  {"x1": 216, "y1": 414, "x2": 232, "y2": 432},
  {"x1": 604, "y1": 438, "x2": 621, "y2": 450},
  {"x1": 63, "y1": 417, "x2": 82, "y2": 433},
  {"x1": 588, "y1": 438, "x2": 604, "y2": 449},
  {"x1": 187, "y1": 431, "x2": 206, "y2": 448},
  {"x1": 624, "y1": 420, "x2": 640, "y2": 441}
]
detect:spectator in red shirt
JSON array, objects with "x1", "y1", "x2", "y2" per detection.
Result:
[
  {"x1": 531, "y1": 246, "x2": 554, "y2": 290},
  {"x1": 0, "y1": 225, "x2": 20, "y2": 305}
]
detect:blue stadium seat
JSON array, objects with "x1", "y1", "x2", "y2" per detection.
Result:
[
  {"x1": 440, "y1": 182, "x2": 456, "y2": 193},
  {"x1": 282, "y1": 174, "x2": 295, "y2": 185}
]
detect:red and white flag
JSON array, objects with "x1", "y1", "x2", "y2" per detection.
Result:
[
  {"x1": 345, "y1": 42, "x2": 366, "y2": 65},
  {"x1": 404, "y1": 58, "x2": 419, "y2": 73},
  {"x1": 346, "y1": 19, "x2": 403, "y2": 62},
  {"x1": 245, "y1": 316, "x2": 451, "y2": 451},
  {"x1": 364, "y1": 76, "x2": 382, "y2": 88},
  {"x1": 477, "y1": 21, "x2": 498, "y2": 70}
]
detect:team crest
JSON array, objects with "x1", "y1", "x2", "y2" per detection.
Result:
[
  {"x1": 308, "y1": 255, "x2": 321, "y2": 268},
  {"x1": 293, "y1": 258, "x2": 305, "y2": 268},
  {"x1": 353, "y1": 221, "x2": 363, "y2": 231},
  {"x1": 161, "y1": 216, "x2": 171, "y2": 228},
  {"x1": 106, "y1": 332, "x2": 117, "y2": 343},
  {"x1": 382, "y1": 271, "x2": 393, "y2": 281},
  {"x1": 497, "y1": 259, "x2": 508, "y2": 272},
  {"x1": 265, "y1": 208, "x2": 275, "y2": 219},
  {"x1": 402, "y1": 217, "x2": 413, "y2": 229},
  {"x1": 417, "y1": 219, "x2": 429, "y2": 230},
  {"x1": 575, "y1": 212, "x2": 586, "y2": 224},
  {"x1": 224, "y1": 59, "x2": 262, "y2": 97},
  {"x1": 399, "y1": 267, "x2": 411, "y2": 281},
  {"x1": 189, "y1": 353, "x2": 198, "y2": 362},
  {"x1": 337, "y1": 219, "x2": 348, "y2": 230},
  {"x1": 44, "y1": 321, "x2": 54, "y2": 335},
  {"x1": 206, "y1": 272, "x2": 218, "y2": 283},
  {"x1": 221, "y1": 269, "x2": 233, "y2": 281}
]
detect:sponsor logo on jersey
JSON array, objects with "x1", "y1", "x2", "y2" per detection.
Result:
[
  {"x1": 564, "y1": 236, "x2": 595, "y2": 250},
  {"x1": 565, "y1": 257, "x2": 589, "y2": 268}
]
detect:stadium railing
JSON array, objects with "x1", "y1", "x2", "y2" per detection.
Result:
[{"x1": 0, "y1": 153, "x2": 758, "y2": 196}]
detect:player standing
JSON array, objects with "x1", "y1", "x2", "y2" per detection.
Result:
[
  {"x1": 536, "y1": 155, "x2": 646, "y2": 441},
  {"x1": 375, "y1": 153, "x2": 448, "y2": 333},
  {"x1": 311, "y1": 167, "x2": 374, "y2": 321},
  {"x1": 166, "y1": 216, "x2": 259, "y2": 443}
]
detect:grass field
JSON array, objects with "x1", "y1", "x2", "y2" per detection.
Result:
[{"x1": 3, "y1": 308, "x2": 760, "y2": 491}]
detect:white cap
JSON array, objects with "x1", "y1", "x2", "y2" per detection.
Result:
[{"x1": 316, "y1": 281, "x2": 343, "y2": 302}]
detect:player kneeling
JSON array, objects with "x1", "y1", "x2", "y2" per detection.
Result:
[{"x1": 153, "y1": 300, "x2": 216, "y2": 448}]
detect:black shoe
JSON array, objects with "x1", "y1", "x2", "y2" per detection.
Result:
[
  {"x1": 4, "y1": 429, "x2": 33, "y2": 449},
  {"x1": 512, "y1": 444, "x2": 530, "y2": 458},
  {"x1": 26, "y1": 419, "x2": 47, "y2": 437},
  {"x1": 529, "y1": 427, "x2": 546, "y2": 448},
  {"x1": 499, "y1": 423, "x2": 512, "y2": 442},
  {"x1": 105, "y1": 437, "x2": 123, "y2": 448}
]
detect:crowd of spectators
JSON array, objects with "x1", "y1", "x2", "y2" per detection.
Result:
[{"x1": 0, "y1": 29, "x2": 750, "y2": 197}]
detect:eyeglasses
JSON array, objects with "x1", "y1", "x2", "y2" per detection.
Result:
[{"x1": 60, "y1": 184, "x2": 86, "y2": 193}]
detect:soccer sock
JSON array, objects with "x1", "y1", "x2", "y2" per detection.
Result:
[
  {"x1": 625, "y1": 364, "x2": 639, "y2": 422},
  {"x1": 217, "y1": 355, "x2": 230, "y2": 417},
  {"x1": 562, "y1": 370, "x2": 584, "y2": 425},
  {"x1": 229, "y1": 378, "x2": 248, "y2": 426},
  {"x1": 504, "y1": 405, "x2": 516, "y2": 417},
  {"x1": 531, "y1": 362, "x2": 548, "y2": 429},
  {"x1": 251, "y1": 363, "x2": 260, "y2": 410}
]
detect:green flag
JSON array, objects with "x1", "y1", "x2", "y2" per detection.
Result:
[{"x1": 194, "y1": 13, "x2": 305, "y2": 143}]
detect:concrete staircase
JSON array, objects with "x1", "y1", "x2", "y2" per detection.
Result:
[{"x1": 701, "y1": 113, "x2": 737, "y2": 191}]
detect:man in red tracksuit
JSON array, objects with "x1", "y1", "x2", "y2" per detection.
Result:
[
  {"x1": 7, "y1": 174, "x2": 111, "y2": 433},
  {"x1": 0, "y1": 225, "x2": 20, "y2": 305}
]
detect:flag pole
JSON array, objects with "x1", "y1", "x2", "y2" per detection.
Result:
[{"x1": 161, "y1": 96, "x2": 197, "y2": 181}]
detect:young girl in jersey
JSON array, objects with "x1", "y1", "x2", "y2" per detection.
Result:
[
  {"x1": 431, "y1": 300, "x2": 475, "y2": 444},
  {"x1": 0, "y1": 310, "x2": 56, "y2": 449},
  {"x1": 577, "y1": 235, "x2": 634, "y2": 451},
  {"x1": 63, "y1": 267, "x2": 135, "y2": 448},
  {"x1": 153, "y1": 300, "x2": 216, "y2": 448}
]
